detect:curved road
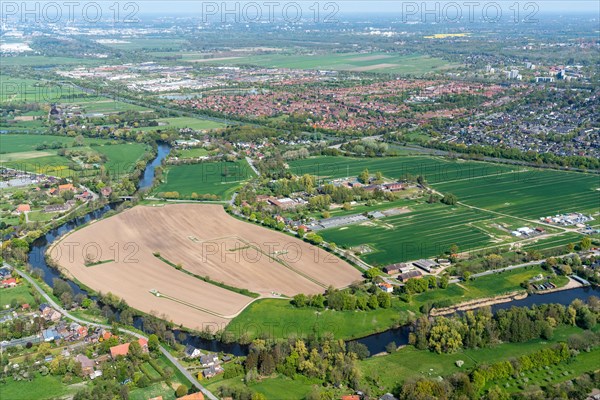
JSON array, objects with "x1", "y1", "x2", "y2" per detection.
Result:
[{"x1": 7, "y1": 263, "x2": 218, "y2": 400}]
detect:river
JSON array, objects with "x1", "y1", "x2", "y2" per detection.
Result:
[
  {"x1": 138, "y1": 142, "x2": 171, "y2": 190},
  {"x1": 23, "y1": 145, "x2": 600, "y2": 357}
]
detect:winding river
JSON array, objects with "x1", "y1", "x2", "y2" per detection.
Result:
[{"x1": 24, "y1": 146, "x2": 600, "y2": 356}]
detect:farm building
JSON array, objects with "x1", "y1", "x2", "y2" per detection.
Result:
[
  {"x1": 75, "y1": 354, "x2": 95, "y2": 375},
  {"x1": 177, "y1": 393, "x2": 205, "y2": 400},
  {"x1": 412, "y1": 259, "x2": 439, "y2": 273},
  {"x1": 383, "y1": 263, "x2": 411, "y2": 275},
  {"x1": 398, "y1": 270, "x2": 423, "y2": 282}
]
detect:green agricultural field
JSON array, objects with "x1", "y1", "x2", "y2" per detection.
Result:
[
  {"x1": 431, "y1": 168, "x2": 600, "y2": 219},
  {"x1": 155, "y1": 159, "x2": 256, "y2": 200},
  {"x1": 0, "y1": 134, "x2": 148, "y2": 178},
  {"x1": 195, "y1": 52, "x2": 456, "y2": 75},
  {"x1": 101, "y1": 38, "x2": 189, "y2": 51},
  {"x1": 320, "y1": 203, "x2": 495, "y2": 265},
  {"x1": 288, "y1": 156, "x2": 514, "y2": 185},
  {"x1": 224, "y1": 298, "x2": 411, "y2": 341},
  {"x1": 0, "y1": 56, "x2": 104, "y2": 67},
  {"x1": 0, "y1": 74, "x2": 87, "y2": 103},
  {"x1": 358, "y1": 325, "x2": 585, "y2": 394},
  {"x1": 522, "y1": 232, "x2": 586, "y2": 251},
  {"x1": 135, "y1": 117, "x2": 225, "y2": 132}
]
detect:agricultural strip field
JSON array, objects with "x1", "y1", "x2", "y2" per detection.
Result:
[
  {"x1": 155, "y1": 159, "x2": 256, "y2": 199},
  {"x1": 320, "y1": 203, "x2": 496, "y2": 265},
  {"x1": 51, "y1": 204, "x2": 361, "y2": 329},
  {"x1": 288, "y1": 155, "x2": 516, "y2": 185},
  {"x1": 193, "y1": 52, "x2": 456, "y2": 75},
  {"x1": 431, "y1": 168, "x2": 600, "y2": 219}
]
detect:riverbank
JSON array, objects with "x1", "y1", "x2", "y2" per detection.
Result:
[{"x1": 430, "y1": 291, "x2": 529, "y2": 316}]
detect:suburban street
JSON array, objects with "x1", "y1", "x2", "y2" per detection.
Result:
[{"x1": 7, "y1": 263, "x2": 218, "y2": 400}]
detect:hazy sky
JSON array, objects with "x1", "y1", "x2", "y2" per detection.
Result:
[{"x1": 134, "y1": 1, "x2": 599, "y2": 15}]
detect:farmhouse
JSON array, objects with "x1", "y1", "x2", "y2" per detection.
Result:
[
  {"x1": 384, "y1": 182, "x2": 404, "y2": 192},
  {"x1": 412, "y1": 259, "x2": 439, "y2": 273},
  {"x1": 109, "y1": 338, "x2": 149, "y2": 359},
  {"x1": 177, "y1": 393, "x2": 205, "y2": 400},
  {"x1": 398, "y1": 270, "x2": 423, "y2": 282},
  {"x1": 377, "y1": 282, "x2": 393, "y2": 293},
  {"x1": 44, "y1": 204, "x2": 70, "y2": 213}
]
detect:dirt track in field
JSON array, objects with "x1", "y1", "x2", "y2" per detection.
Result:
[{"x1": 50, "y1": 204, "x2": 361, "y2": 329}]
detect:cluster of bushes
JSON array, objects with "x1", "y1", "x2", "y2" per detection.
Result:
[{"x1": 410, "y1": 299, "x2": 600, "y2": 354}]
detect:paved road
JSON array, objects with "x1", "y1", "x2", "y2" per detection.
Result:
[{"x1": 8, "y1": 263, "x2": 218, "y2": 400}]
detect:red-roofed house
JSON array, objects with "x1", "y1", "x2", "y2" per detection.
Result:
[
  {"x1": 110, "y1": 343, "x2": 130, "y2": 358},
  {"x1": 16, "y1": 204, "x2": 30, "y2": 214},
  {"x1": 177, "y1": 393, "x2": 205, "y2": 400},
  {"x1": 2, "y1": 278, "x2": 17, "y2": 288},
  {"x1": 341, "y1": 396, "x2": 360, "y2": 400},
  {"x1": 59, "y1": 183, "x2": 75, "y2": 192},
  {"x1": 138, "y1": 338, "x2": 149, "y2": 353}
]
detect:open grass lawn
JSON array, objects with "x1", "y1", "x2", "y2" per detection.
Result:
[
  {"x1": 155, "y1": 159, "x2": 256, "y2": 199},
  {"x1": 224, "y1": 298, "x2": 410, "y2": 341},
  {"x1": 0, "y1": 283, "x2": 36, "y2": 308},
  {"x1": 0, "y1": 134, "x2": 104, "y2": 154},
  {"x1": 0, "y1": 373, "x2": 75, "y2": 400},
  {"x1": 320, "y1": 203, "x2": 495, "y2": 265},
  {"x1": 136, "y1": 117, "x2": 225, "y2": 132},
  {"x1": 250, "y1": 375, "x2": 323, "y2": 399},
  {"x1": 196, "y1": 52, "x2": 456, "y2": 75},
  {"x1": 129, "y1": 382, "x2": 176, "y2": 400},
  {"x1": 358, "y1": 325, "x2": 585, "y2": 394},
  {"x1": 27, "y1": 210, "x2": 55, "y2": 222}
]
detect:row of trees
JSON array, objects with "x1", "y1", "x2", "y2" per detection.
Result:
[{"x1": 292, "y1": 285, "x2": 392, "y2": 311}]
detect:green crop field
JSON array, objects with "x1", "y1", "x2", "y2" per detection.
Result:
[
  {"x1": 0, "y1": 75, "x2": 86, "y2": 103},
  {"x1": 431, "y1": 168, "x2": 600, "y2": 219},
  {"x1": 290, "y1": 156, "x2": 599, "y2": 264},
  {"x1": 0, "y1": 134, "x2": 148, "y2": 178},
  {"x1": 522, "y1": 232, "x2": 586, "y2": 251},
  {"x1": 136, "y1": 117, "x2": 225, "y2": 132},
  {"x1": 288, "y1": 156, "x2": 515, "y2": 185},
  {"x1": 194, "y1": 52, "x2": 456, "y2": 75},
  {"x1": 155, "y1": 159, "x2": 256, "y2": 199},
  {"x1": 224, "y1": 298, "x2": 411, "y2": 341},
  {"x1": 320, "y1": 203, "x2": 495, "y2": 265},
  {"x1": 101, "y1": 38, "x2": 189, "y2": 50},
  {"x1": 0, "y1": 56, "x2": 104, "y2": 68}
]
